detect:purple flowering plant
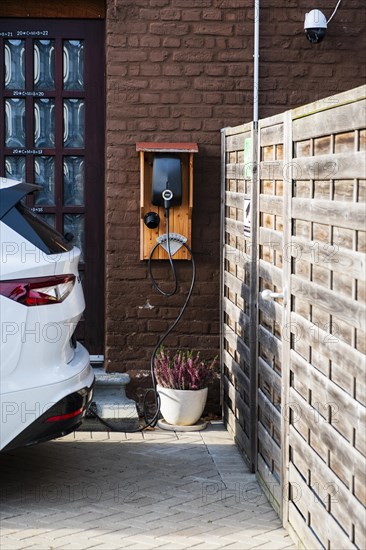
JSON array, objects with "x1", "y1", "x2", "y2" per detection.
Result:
[{"x1": 154, "y1": 347, "x2": 217, "y2": 390}]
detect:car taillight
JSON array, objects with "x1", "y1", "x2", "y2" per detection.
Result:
[
  {"x1": 45, "y1": 407, "x2": 83, "y2": 423},
  {"x1": 0, "y1": 275, "x2": 75, "y2": 306}
]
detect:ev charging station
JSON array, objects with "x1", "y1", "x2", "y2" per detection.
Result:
[{"x1": 137, "y1": 142, "x2": 198, "y2": 261}]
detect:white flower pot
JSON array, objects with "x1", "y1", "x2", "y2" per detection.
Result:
[{"x1": 157, "y1": 385, "x2": 208, "y2": 426}]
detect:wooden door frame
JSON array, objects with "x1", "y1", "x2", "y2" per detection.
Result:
[
  {"x1": 0, "y1": 17, "x2": 106, "y2": 355},
  {"x1": 0, "y1": 1, "x2": 105, "y2": 19}
]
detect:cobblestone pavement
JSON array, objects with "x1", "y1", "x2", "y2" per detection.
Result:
[{"x1": 0, "y1": 422, "x2": 295, "y2": 550}]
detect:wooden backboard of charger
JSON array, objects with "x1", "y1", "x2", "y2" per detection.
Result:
[{"x1": 136, "y1": 142, "x2": 198, "y2": 260}]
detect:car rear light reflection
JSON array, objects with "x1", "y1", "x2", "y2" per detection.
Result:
[{"x1": 0, "y1": 275, "x2": 75, "y2": 306}]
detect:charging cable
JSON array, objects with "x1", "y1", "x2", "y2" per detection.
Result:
[
  {"x1": 148, "y1": 204, "x2": 178, "y2": 297},
  {"x1": 144, "y1": 230, "x2": 196, "y2": 428},
  {"x1": 88, "y1": 201, "x2": 196, "y2": 432}
]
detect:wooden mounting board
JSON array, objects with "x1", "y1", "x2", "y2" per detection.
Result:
[{"x1": 138, "y1": 143, "x2": 198, "y2": 261}]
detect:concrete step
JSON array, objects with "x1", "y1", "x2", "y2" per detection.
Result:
[{"x1": 79, "y1": 367, "x2": 139, "y2": 431}]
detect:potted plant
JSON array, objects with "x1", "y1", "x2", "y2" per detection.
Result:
[{"x1": 154, "y1": 348, "x2": 217, "y2": 426}]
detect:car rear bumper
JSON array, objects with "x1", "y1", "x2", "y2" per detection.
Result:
[
  {"x1": 1, "y1": 343, "x2": 94, "y2": 451},
  {"x1": 2, "y1": 381, "x2": 94, "y2": 452}
]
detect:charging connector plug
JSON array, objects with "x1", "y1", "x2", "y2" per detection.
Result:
[{"x1": 162, "y1": 189, "x2": 174, "y2": 211}]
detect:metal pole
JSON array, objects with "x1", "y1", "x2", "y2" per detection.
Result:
[{"x1": 253, "y1": 0, "x2": 260, "y2": 127}]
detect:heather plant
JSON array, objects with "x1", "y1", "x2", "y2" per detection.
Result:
[{"x1": 154, "y1": 348, "x2": 217, "y2": 390}]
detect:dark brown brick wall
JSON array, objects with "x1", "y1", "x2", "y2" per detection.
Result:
[{"x1": 105, "y1": 0, "x2": 365, "y2": 409}]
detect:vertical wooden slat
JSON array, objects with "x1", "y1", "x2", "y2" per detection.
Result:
[
  {"x1": 221, "y1": 123, "x2": 253, "y2": 464},
  {"x1": 256, "y1": 113, "x2": 285, "y2": 512},
  {"x1": 139, "y1": 150, "x2": 145, "y2": 260},
  {"x1": 189, "y1": 152, "x2": 193, "y2": 217}
]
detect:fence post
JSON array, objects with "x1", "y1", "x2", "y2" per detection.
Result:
[
  {"x1": 220, "y1": 127, "x2": 227, "y2": 420},
  {"x1": 249, "y1": 122, "x2": 259, "y2": 472},
  {"x1": 280, "y1": 110, "x2": 293, "y2": 525}
]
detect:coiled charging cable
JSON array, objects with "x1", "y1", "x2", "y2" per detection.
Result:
[{"x1": 147, "y1": 206, "x2": 177, "y2": 296}]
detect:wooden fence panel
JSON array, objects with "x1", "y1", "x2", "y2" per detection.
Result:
[
  {"x1": 287, "y1": 87, "x2": 366, "y2": 550},
  {"x1": 221, "y1": 84, "x2": 366, "y2": 549}
]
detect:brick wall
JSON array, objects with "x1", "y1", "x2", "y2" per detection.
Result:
[
  {"x1": 105, "y1": 0, "x2": 365, "y2": 410},
  {"x1": 259, "y1": 0, "x2": 366, "y2": 113}
]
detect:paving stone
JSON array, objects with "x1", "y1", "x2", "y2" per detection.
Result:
[
  {"x1": 155, "y1": 543, "x2": 191, "y2": 549},
  {"x1": 56, "y1": 543, "x2": 101, "y2": 550},
  {"x1": 0, "y1": 423, "x2": 295, "y2": 550},
  {"x1": 124, "y1": 432, "x2": 145, "y2": 441},
  {"x1": 12, "y1": 529, "x2": 53, "y2": 540},
  {"x1": 0, "y1": 540, "x2": 35, "y2": 550},
  {"x1": 107, "y1": 431, "x2": 127, "y2": 441},
  {"x1": 223, "y1": 542, "x2": 270, "y2": 550},
  {"x1": 90, "y1": 432, "x2": 111, "y2": 441},
  {"x1": 73, "y1": 431, "x2": 93, "y2": 440},
  {"x1": 184, "y1": 542, "x2": 223, "y2": 549},
  {"x1": 142, "y1": 431, "x2": 178, "y2": 441},
  {"x1": 252, "y1": 541, "x2": 295, "y2": 550},
  {"x1": 15, "y1": 536, "x2": 74, "y2": 549}
]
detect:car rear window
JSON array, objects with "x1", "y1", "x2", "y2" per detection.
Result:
[{"x1": 2, "y1": 202, "x2": 73, "y2": 255}]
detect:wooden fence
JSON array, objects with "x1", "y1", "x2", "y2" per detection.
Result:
[{"x1": 221, "y1": 85, "x2": 366, "y2": 549}]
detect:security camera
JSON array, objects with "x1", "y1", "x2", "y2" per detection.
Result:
[{"x1": 304, "y1": 9, "x2": 327, "y2": 43}]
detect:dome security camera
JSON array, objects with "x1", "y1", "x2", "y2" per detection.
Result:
[{"x1": 304, "y1": 9, "x2": 327, "y2": 43}]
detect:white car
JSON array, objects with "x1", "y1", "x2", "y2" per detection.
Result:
[{"x1": 0, "y1": 178, "x2": 94, "y2": 451}]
